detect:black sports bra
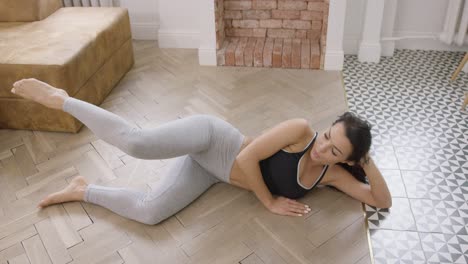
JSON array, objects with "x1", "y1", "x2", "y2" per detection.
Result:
[{"x1": 259, "y1": 132, "x2": 329, "y2": 199}]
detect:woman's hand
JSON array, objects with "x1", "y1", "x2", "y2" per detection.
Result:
[{"x1": 267, "y1": 196, "x2": 311, "y2": 216}]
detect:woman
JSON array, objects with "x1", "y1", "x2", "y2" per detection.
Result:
[{"x1": 11, "y1": 78, "x2": 391, "y2": 225}]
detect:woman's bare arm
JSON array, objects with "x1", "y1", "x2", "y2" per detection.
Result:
[
  {"x1": 235, "y1": 118, "x2": 313, "y2": 216},
  {"x1": 326, "y1": 159, "x2": 392, "y2": 208},
  {"x1": 361, "y1": 158, "x2": 392, "y2": 208}
]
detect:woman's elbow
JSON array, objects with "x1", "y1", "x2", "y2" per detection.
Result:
[{"x1": 376, "y1": 197, "x2": 392, "y2": 209}]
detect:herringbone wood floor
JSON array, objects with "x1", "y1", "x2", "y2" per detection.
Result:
[{"x1": 0, "y1": 40, "x2": 371, "y2": 264}]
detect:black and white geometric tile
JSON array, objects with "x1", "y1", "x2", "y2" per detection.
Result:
[
  {"x1": 381, "y1": 169, "x2": 407, "y2": 198},
  {"x1": 366, "y1": 198, "x2": 417, "y2": 231},
  {"x1": 420, "y1": 229, "x2": 468, "y2": 264},
  {"x1": 370, "y1": 145, "x2": 400, "y2": 170},
  {"x1": 343, "y1": 50, "x2": 468, "y2": 264},
  {"x1": 402, "y1": 170, "x2": 468, "y2": 201},
  {"x1": 410, "y1": 198, "x2": 468, "y2": 234},
  {"x1": 370, "y1": 229, "x2": 426, "y2": 264}
]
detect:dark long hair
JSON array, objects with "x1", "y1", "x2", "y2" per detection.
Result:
[
  {"x1": 336, "y1": 162, "x2": 368, "y2": 184},
  {"x1": 331, "y1": 112, "x2": 372, "y2": 186}
]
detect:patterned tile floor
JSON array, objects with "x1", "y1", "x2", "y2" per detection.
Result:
[{"x1": 343, "y1": 50, "x2": 468, "y2": 264}]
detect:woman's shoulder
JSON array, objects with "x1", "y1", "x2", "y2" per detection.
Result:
[
  {"x1": 243, "y1": 118, "x2": 315, "y2": 153},
  {"x1": 286, "y1": 118, "x2": 315, "y2": 137},
  {"x1": 281, "y1": 120, "x2": 316, "y2": 152}
]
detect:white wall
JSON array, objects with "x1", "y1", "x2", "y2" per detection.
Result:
[
  {"x1": 120, "y1": 0, "x2": 467, "y2": 63},
  {"x1": 344, "y1": 0, "x2": 467, "y2": 55},
  {"x1": 157, "y1": 0, "x2": 200, "y2": 48},
  {"x1": 119, "y1": 0, "x2": 159, "y2": 40}
]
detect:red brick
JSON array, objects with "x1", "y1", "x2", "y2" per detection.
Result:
[
  {"x1": 268, "y1": 29, "x2": 295, "y2": 38},
  {"x1": 282, "y1": 38, "x2": 292, "y2": 68},
  {"x1": 260, "y1": 19, "x2": 282, "y2": 28},
  {"x1": 295, "y1": 30, "x2": 307, "y2": 39},
  {"x1": 272, "y1": 38, "x2": 283, "y2": 68},
  {"x1": 226, "y1": 28, "x2": 253, "y2": 37},
  {"x1": 216, "y1": 31, "x2": 224, "y2": 49},
  {"x1": 225, "y1": 38, "x2": 240, "y2": 66},
  {"x1": 301, "y1": 38, "x2": 310, "y2": 68},
  {"x1": 217, "y1": 40, "x2": 229, "y2": 66},
  {"x1": 283, "y1": 20, "x2": 311, "y2": 29},
  {"x1": 224, "y1": 10, "x2": 242, "y2": 19},
  {"x1": 244, "y1": 37, "x2": 257, "y2": 66},
  {"x1": 243, "y1": 10, "x2": 271, "y2": 19},
  {"x1": 272, "y1": 10, "x2": 300, "y2": 19},
  {"x1": 215, "y1": 20, "x2": 223, "y2": 31},
  {"x1": 310, "y1": 39, "x2": 320, "y2": 69},
  {"x1": 291, "y1": 38, "x2": 301, "y2": 68},
  {"x1": 253, "y1": 0, "x2": 277, "y2": 9},
  {"x1": 322, "y1": 22, "x2": 327, "y2": 36},
  {"x1": 307, "y1": 29, "x2": 321, "y2": 40},
  {"x1": 235, "y1": 37, "x2": 249, "y2": 66},
  {"x1": 311, "y1": 20, "x2": 322, "y2": 30},
  {"x1": 263, "y1": 37, "x2": 274, "y2": 67},
  {"x1": 308, "y1": 2, "x2": 324, "y2": 11},
  {"x1": 320, "y1": 35, "x2": 326, "y2": 49},
  {"x1": 233, "y1": 20, "x2": 260, "y2": 28},
  {"x1": 320, "y1": 49, "x2": 324, "y2": 69},
  {"x1": 225, "y1": 1, "x2": 252, "y2": 10},
  {"x1": 253, "y1": 28, "x2": 267, "y2": 37},
  {"x1": 300, "y1": 10, "x2": 322, "y2": 20},
  {"x1": 324, "y1": 3, "x2": 329, "y2": 18},
  {"x1": 254, "y1": 38, "x2": 265, "y2": 67},
  {"x1": 278, "y1": 0, "x2": 307, "y2": 10}
]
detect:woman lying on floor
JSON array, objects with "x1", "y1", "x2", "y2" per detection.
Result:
[{"x1": 11, "y1": 78, "x2": 391, "y2": 225}]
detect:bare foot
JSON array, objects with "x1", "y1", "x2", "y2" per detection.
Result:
[
  {"x1": 38, "y1": 176, "x2": 88, "y2": 208},
  {"x1": 11, "y1": 78, "x2": 69, "y2": 110}
]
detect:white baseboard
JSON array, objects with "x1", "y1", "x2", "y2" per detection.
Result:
[
  {"x1": 198, "y1": 48, "x2": 217, "y2": 66},
  {"x1": 394, "y1": 31, "x2": 467, "y2": 51},
  {"x1": 381, "y1": 40, "x2": 395, "y2": 56},
  {"x1": 344, "y1": 31, "x2": 468, "y2": 55},
  {"x1": 158, "y1": 30, "x2": 199, "y2": 48},
  {"x1": 131, "y1": 22, "x2": 159, "y2": 40},
  {"x1": 345, "y1": 36, "x2": 390, "y2": 56},
  {"x1": 324, "y1": 49, "x2": 344, "y2": 71},
  {"x1": 358, "y1": 42, "x2": 381, "y2": 63},
  {"x1": 343, "y1": 36, "x2": 360, "y2": 55}
]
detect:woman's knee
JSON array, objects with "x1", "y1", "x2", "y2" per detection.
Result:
[
  {"x1": 138, "y1": 215, "x2": 164, "y2": 225},
  {"x1": 191, "y1": 114, "x2": 220, "y2": 125},
  {"x1": 137, "y1": 207, "x2": 175, "y2": 225},
  {"x1": 118, "y1": 127, "x2": 153, "y2": 159},
  {"x1": 130, "y1": 200, "x2": 166, "y2": 225}
]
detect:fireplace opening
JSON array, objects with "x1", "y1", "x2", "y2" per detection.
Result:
[{"x1": 215, "y1": 0, "x2": 329, "y2": 69}]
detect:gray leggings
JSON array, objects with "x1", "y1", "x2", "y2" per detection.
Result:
[{"x1": 63, "y1": 97, "x2": 245, "y2": 225}]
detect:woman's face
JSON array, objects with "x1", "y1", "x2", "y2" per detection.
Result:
[{"x1": 309, "y1": 122, "x2": 354, "y2": 165}]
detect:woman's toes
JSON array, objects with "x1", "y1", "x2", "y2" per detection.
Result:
[{"x1": 13, "y1": 79, "x2": 25, "y2": 89}]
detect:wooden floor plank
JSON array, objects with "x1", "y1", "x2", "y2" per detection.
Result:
[
  {"x1": 0, "y1": 40, "x2": 369, "y2": 263},
  {"x1": 22, "y1": 234, "x2": 52, "y2": 264}
]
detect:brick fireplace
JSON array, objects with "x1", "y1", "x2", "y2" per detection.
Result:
[{"x1": 214, "y1": 0, "x2": 329, "y2": 69}]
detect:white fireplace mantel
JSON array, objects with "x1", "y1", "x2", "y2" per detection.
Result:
[
  {"x1": 198, "y1": 0, "x2": 218, "y2": 65},
  {"x1": 323, "y1": 0, "x2": 346, "y2": 70}
]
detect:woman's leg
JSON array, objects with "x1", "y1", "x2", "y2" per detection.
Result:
[
  {"x1": 63, "y1": 97, "x2": 214, "y2": 159},
  {"x1": 11, "y1": 78, "x2": 214, "y2": 160},
  {"x1": 40, "y1": 155, "x2": 219, "y2": 225}
]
